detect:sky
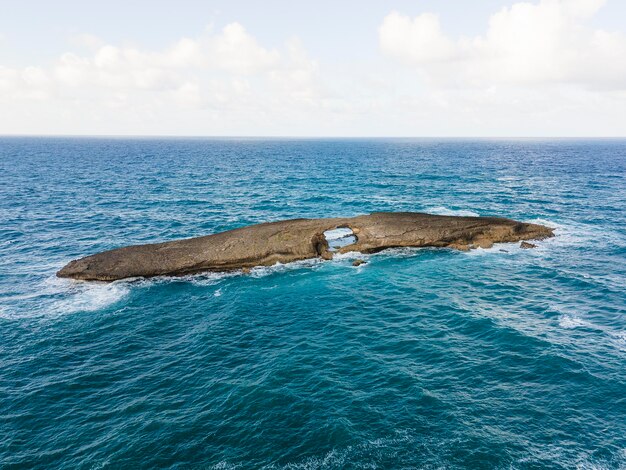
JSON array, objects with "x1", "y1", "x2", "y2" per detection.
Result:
[{"x1": 1, "y1": 0, "x2": 626, "y2": 136}]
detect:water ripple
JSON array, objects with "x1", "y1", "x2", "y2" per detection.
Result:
[{"x1": 1, "y1": 138, "x2": 625, "y2": 468}]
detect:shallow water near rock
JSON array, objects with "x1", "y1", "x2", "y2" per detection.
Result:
[{"x1": 1, "y1": 137, "x2": 625, "y2": 468}]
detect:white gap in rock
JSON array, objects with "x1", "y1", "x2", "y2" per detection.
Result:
[{"x1": 324, "y1": 228, "x2": 357, "y2": 252}]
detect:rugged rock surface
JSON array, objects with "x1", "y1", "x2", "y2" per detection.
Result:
[{"x1": 57, "y1": 212, "x2": 554, "y2": 281}]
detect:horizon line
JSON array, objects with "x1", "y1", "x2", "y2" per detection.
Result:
[{"x1": 1, "y1": 134, "x2": 626, "y2": 140}]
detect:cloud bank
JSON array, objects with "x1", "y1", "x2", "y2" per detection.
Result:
[
  {"x1": 0, "y1": 23, "x2": 329, "y2": 134},
  {"x1": 379, "y1": 0, "x2": 626, "y2": 89},
  {"x1": 0, "y1": 0, "x2": 625, "y2": 136}
]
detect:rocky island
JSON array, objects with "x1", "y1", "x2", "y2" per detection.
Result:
[{"x1": 57, "y1": 212, "x2": 553, "y2": 281}]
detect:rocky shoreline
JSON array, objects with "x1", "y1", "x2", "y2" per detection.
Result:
[{"x1": 57, "y1": 212, "x2": 554, "y2": 281}]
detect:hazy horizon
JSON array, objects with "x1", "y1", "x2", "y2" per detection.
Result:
[{"x1": 2, "y1": 134, "x2": 626, "y2": 140}]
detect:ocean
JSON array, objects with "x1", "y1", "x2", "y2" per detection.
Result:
[{"x1": 1, "y1": 137, "x2": 625, "y2": 469}]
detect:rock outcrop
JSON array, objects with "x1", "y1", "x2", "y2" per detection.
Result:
[
  {"x1": 57, "y1": 212, "x2": 554, "y2": 281},
  {"x1": 520, "y1": 241, "x2": 538, "y2": 249}
]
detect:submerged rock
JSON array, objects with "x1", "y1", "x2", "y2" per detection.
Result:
[
  {"x1": 57, "y1": 212, "x2": 554, "y2": 281},
  {"x1": 352, "y1": 259, "x2": 367, "y2": 267},
  {"x1": 520, "y1": 241, "x2": 538, "y2": 249}
]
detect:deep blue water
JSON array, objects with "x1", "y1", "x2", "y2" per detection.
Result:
[{"x1": 1, "y1": 137, "x2": 625, "y2": 469}]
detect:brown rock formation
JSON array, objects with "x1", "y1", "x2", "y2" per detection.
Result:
[
  {"x1": 57, "y1": 212, "x2": 553, "y2": 281},
  {"x1": 520, "y1": 241, "x2": 538, "y2": 249}
]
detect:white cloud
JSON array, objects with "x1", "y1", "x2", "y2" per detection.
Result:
[
  {"x1": 267, "y1": 38, "x2": 321, "y2": 104},
  {"x1": 206, "y1": 22, "x2": 280, "y2": 73},
  {"x1": 0, "y1": 22, "x2": 325, "y2": 129},
  {"x1": 379, "y1": 0, "x2": 626, "y2": 89},
  {"x1": 379, "y1": 11, "x2": 455, "y2": 64},
  {"x1": 35, "y1": 22, "x2": 282, "y2": 96}
]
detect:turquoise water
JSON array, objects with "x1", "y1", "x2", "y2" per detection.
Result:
[{"x1": 1, "y1": 138, "x2": 625, "y2": 469}]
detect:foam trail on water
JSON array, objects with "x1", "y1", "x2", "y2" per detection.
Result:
[
  {"x1": 53, "y1": 280, "x2": 130, "y2": 315},
  {"x1": 558, "y1": 314, "x2": 596, "y2": 330},
  {"x1": 183, "y1": 271, "x2": 239, "y2": 287},
  {"x1": 528, "y1": 217, "x2": 623, "y2": 249},
  {"x1": 426, "y1": 206, "x2": 480, "y2": 217},
  {"x1": 248, "y1": 258, "x2": 324, "y2": 278},
  {"x1": 0, "y1": 277, "x2": 131, "y2": 320},
  {"x1": 332, "y1": 250, "x2": 373, "y2": 261},
  {"x1": 0, "y1": 305, "x2": 10, "y2": 320}
]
